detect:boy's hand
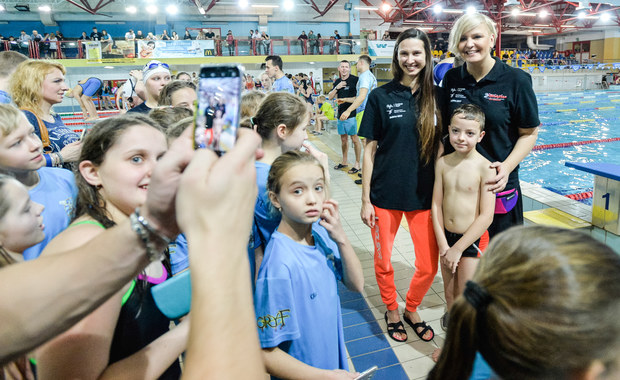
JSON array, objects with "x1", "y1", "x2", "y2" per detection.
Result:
[
  {"x1": 320, "y1": 199, "x2": 346, "y2": 245},
  {"x1": 441, "y1": 247, "x2": 462, "y2": 274}
]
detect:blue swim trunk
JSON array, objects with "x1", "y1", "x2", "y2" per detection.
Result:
[
  {"x1": 80, "y1": 78, "x2": 103, "y2": 97},
  {"x1": 337, "y1": 117, "x2": 357, "y2": 136}
]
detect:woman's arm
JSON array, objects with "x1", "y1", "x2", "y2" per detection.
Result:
[
  {"x1": 487, "y1": 127, "x2": 538, "y2": 193},
  {"x1": 360, "y1": 140, "x2": 377, "y2": 228}
]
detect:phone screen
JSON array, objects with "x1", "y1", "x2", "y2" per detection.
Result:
[{"x1": 194, "y1": 65, "x2": 243, "y2": 154}]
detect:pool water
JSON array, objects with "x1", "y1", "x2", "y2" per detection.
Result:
[{"x1": 519, "y1": 90, "x2": 620, "y2": 205}]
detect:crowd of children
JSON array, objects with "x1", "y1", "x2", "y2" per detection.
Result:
[{"x1": 0, "y1": 12, "x2": 619, "y2": 380}]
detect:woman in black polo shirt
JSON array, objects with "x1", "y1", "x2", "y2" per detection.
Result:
[
  {"x1": 358, "y1": 28, "x2": 441, "y2": 343},
  {"x1": 442, "y1": 13, "x2": 539, "y2": 237}
]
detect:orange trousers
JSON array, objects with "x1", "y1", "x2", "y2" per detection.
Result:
[{"x1": 372, "y1": 207, "x2": 439, "y2": 312}]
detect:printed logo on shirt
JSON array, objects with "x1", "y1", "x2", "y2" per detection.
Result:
[
  {"x1": 386, "y1": 102, "x2": 406, "y2": 119},
  {"x1": 449, "y1": 88, "x2": 467, "y2": 103},
  {"x1": 61, "y1": 197, "x2": 75, "y2": 218},
  {"x1": 257, "y1": 309, "x2": 291, "y2": 331},
  {"x1": 484, "y1": 92, "x2": 507, "y2": 102}
]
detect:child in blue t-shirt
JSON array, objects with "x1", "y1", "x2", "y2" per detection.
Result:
[
  {"x1": 254, "y1": 150, "x2": 363, "y2": 379},
  {"x1": 0, "y1": 104, "x2": 77, "y2": 260}
]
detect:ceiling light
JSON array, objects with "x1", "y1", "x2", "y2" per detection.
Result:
[
  {"x1": 166, "y1": 4, "x2": 178, "y2": 14},
  {"x1": 600, "y1": 12, "x2": 611, "y2": 21},
  {"x1": 0, "y1": 5, "x2": 4, "y2": 11},
  {"x1": 198, "y1": 6, "x2": 206, "y2": 13},
  {"x1": 354, "y1": 6, "x2": 378, "y2": 10},
  {"x1": 126, "y1": 5, "x2": 137, "y2": 13},
  {"x1": 146, "y1": 4, "x2": 157, "y2": 14},
  {"x1": 539, "y1": 9, "x2": 548, "y2": 18},
  {"x1": 443, "y1": 9, "x2": 464, "y2": 14},
  {"x1": 38, "y1": 5, "x2": 51, "y2": 12},
  {"x1": 239, "y1": 0, "x2": 249, "y2": 8},
  {"x1": 433, "y1": 4, "x2": 443, "y2": 14},
  {"x1": 381, "y1": 2, "x2": 392, "y2": 12},
  {"x1": 577, "y1": 11, "x2": 586, "y2": 18},
  {"x1": 283, "y1": 0, "x2": 294, "y2": 10},
  {"x1": 104, "y1": 66, "x2": 115, "y2": 69},
  {"x1": 251, "y1": 4, "x2": 278, "y2": 7},
  {"x1": 14, "y1": 4, "x2": 30, "y2": 12},
  {"x1": 511, "y1": 8, "x2": 520, "y2": 16},
  {"x1": 466, "y1": 6, "x2": 477, "y2": 14},
  {"x1": 520, "y1": 13, "x2": 537, "y2": 17}
]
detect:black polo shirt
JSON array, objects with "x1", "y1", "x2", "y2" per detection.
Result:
[
  {"x1": 358, "y1": 80, "x2": 436, "y2": 211},
  {"x1": 441, "y1": 57, "x2": 539, "y2": 180},
  {"x1": 334, "y1": 75, "x2": 358, "y2": 119}
]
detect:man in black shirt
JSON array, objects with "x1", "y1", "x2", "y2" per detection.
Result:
[
  {"x1": 90, "y1": 27, "x2": 102, "y2": 41},
  {"x1": 328, "y1": 60, "x2": 361, "y2": 173}
]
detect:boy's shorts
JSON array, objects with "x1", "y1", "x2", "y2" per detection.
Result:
[
  {"x1": 356, "y1": 111, "x2": 364, "y2": 133},
  {"x1": 445, "y1": 229, "x2": 489, "y2": 258},
  {"x1": 337, "y1": 117, "x2": 357, "y2": 136}
]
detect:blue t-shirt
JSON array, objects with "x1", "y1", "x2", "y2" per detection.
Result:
[
  {"x1": 169, "y1": 233, "x2": 189, "y2": 275},
  {"x1": 254, "y1": 223, "x2": 347, "y2": 377},
  {"x1": 356, "y1": 70, "x2": 377, "y2": 113},
  {"x1": 272, "y1": 75, "x2": 295, "y2": 94},
  {"x1": 24, "y1": 167, "x2": 77, "y2": 260},
  {"x1": 23, "y1": 110, "x2": 79, "y2": 154},
  {"x1": 0, "y1": 90, "x2": 11, "y2": 104}
]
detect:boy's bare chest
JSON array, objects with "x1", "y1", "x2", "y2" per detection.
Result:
[{"x1": 443, "y1": 167, "x2": 481, "y2": 194}]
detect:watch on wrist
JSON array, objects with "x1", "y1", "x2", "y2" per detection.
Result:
[{"x1": 129, "y1": 207, "x2": 171, "y2": 262}]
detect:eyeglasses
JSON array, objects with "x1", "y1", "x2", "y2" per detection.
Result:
[{"x1": 145, "y1": 62, "x2": 170, "y2": 70}]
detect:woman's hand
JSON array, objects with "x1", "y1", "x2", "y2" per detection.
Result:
[
  {"x1": 360, "y1": 200, "x2": 375, "y2": 228},
  {"x1": 2, "y1": 356, "x2": 35, "y2": 380},
  {"x1": 486, "y1": 161, "x2": 509, "y2": 193},
  {"x1": 319, "y1": 200, "x2": 345, "y2": 245},
  {"x1": 59, "y1": 140, "x2": 82, "y2": 162}
]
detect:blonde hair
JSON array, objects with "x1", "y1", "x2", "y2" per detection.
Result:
[
  {"x1": 10, "y1": 60, "x2": 66, "y2": 117},
  {"x1": 430, "y1": 226, "x2": 620, "y2": 380},
  {"x1": 240, "y1": 90, "x2": 266, "y2": 119},
  {"x1": 0, "y1": 104, "x2": 25, "y2": 137},
  {"x1": 448, "y1": 13, "x2": 497, "y2": 58}
]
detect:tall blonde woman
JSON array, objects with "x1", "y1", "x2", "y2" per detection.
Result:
[
  {"x1": 441, "y1": 13, "x2": 539, "y2": 238},
  {"x1": 10, "y1": 60, "x2": 81, "y2": 167}
]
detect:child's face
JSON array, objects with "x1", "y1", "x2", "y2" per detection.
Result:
[
  {"x1": 84, "y1": 124, "x2": 167, "y2": 217},
  {"x1": 170, "y1": 87, "x2": 197, "y2": 110},
  {"x1": 448, "y1": 115, "x2": 484, "y2": 153},
  {"x1": 281, "y1": 114, "x2": 309, "y2": 152},
  {"x1": 145, "y1": 73, "x2": 171, "y2": 99},
  {"x1": 0, "y1": 179, "x2": 44, "y2": 254},
  {"x1": 0, "y1": 114, "x2": 44, "y2": 171},
  {"x1": 272, "y1": 163, "x2": 326, "y2": 225}
]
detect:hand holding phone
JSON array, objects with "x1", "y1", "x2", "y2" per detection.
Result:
[
  {"x1": 354, "y1": 366, "x2": 378, "y2": 380},
  {"x1": 194, "y1": 64, "x2": 244, "y2": 154}
]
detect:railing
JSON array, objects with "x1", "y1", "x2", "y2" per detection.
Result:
[{"x1": 0, "y1": 38, "x2": 366, "y2": 59}]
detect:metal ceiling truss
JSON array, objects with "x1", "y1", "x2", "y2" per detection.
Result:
[{"x1": 64, "y1": 0, "x2": 115, "y2": 16}]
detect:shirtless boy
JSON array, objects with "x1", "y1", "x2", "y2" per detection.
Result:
[{"x1": 431, "y1": 103, "x2": 495, "y2": 329}]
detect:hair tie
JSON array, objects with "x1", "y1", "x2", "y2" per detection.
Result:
[
  {"x1": 250, "y1": 117, "x2": 256, "y2": 127},
  {"x1": 464, "y1": 281, "x2": 493, "y2": 312}
]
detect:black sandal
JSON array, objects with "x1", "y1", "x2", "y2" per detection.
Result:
[
  {"x1": 384, "y1": 312, "x2": 407, "y2": 342},
  {"x1": 403, "y1": 313, "x2": 434, "y2": 342}
]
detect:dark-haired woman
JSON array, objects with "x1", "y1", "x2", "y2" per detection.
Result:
[{"x1": 358, "y1": 28, "x2": 441, "y2": 343}]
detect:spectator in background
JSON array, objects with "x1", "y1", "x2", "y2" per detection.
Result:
[
  {"x1": 252, "y1": 30, "x2": 261, "y2": 55},
  {"x1": 125, "y1": 29, "x2": 135, "y2": 41},
  {"x1": 226, "y1": 30, "x2": 235, "y2": 56},
  {"x1": 176, "y1": 72, "x2": 192, "y2": 82},
  {"x1": 146, "y1": 32, "x2": 157, "y2": 41},
  {"x1": 382, "y1": 31, "x2": 391, "y2": 40},
  {"x1": 159, "y1": 80, "x2": 197, "y2": 110},
  {"x1": 161, "y1": 30, "x2": 171, "y2": 40},
  {"x1": 261, "y1": 32, "x2": 271, "y2": 56},
  {"x1": 135, "y1": 30, "x2": 144, "y2": 40},
  {"x1": 308, "y1": 30, "x2": 318, "y2": 55},
  {"x1": 265, "y1": 55, "x2": 294, "y2": 93},
  {"x1": 171, "y1": 31, "x2": 179, "y2": 40},
  {"x1": 333, "y1": 30, "x2": 341, "y2": 54},
  {"x1": 77, "y1": 31, "x2": 88, "y2": 41},
  {"x1": 100, "y1": 30, "x2": 113, "y2": 53},
  {"x1": 317, "y1": 33, "x2": 323, "y2": 54},
  {"x1": 298, "y1": 31, "x2": 308, "y2": 54},
  {"x1": 89, "y1": 27, "x2": 101, "y2": 41},
  {"x1": 17, "y1": 30, "x2": 31, "y2": 56},
  {"x1": 183, "y1": 30, "x2": 192, "y2": 40},
  {"x1": 260, "y1": 72, "x2": 272, "y2": 92},
  {"x1": 46, "y1": 32, "x2": 59, "y2": 59},
  {"x1": 205, "y1": 29, "x2": 215, "y2": 40}
]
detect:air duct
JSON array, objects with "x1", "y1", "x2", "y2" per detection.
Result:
[{"x1": 526, "y1": 35, "x2": 552, "y2": 50}]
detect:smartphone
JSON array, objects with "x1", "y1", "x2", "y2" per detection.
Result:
[
  {"x1": 151, "y1": 270, "x2": 191, "y2": 319},
  {"x1": 194, "y1": 64, "x2": 244, "y2": 154},
  {"x1": 354, "y1": 366, "x2": 378, "y2": 380}
]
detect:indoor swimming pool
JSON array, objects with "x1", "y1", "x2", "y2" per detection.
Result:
[{"x1": 520, "y1": 90, "x2": 620, "y2": 204}]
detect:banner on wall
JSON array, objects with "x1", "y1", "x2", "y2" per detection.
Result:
[
  {"x1": 84, "y1": 41, "x2": 102, "y2": 61},
  {"x1": 137, "y1": 40, "x2": 216, "y2": 59},
  {"x1": 367, "y1": 40, "x2": 396, "y2": 57}
]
